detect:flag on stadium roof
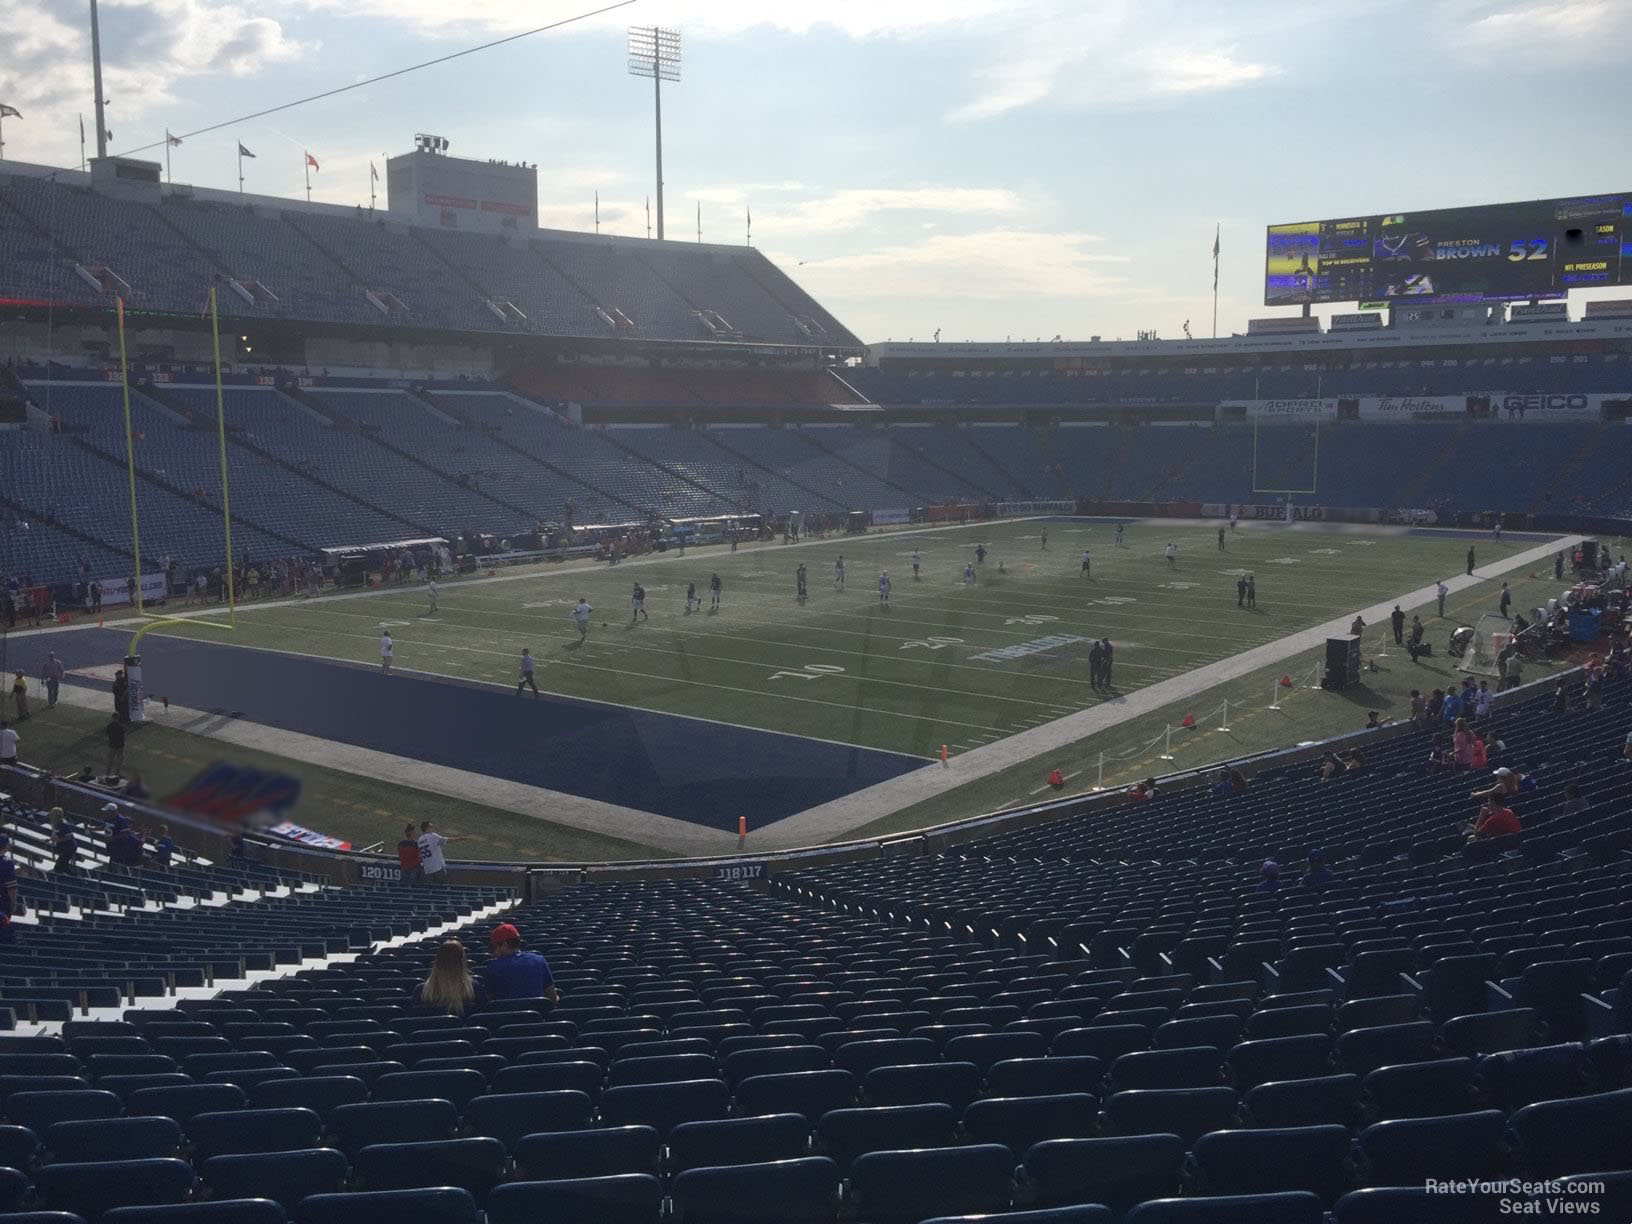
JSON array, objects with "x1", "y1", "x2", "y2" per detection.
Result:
[
  {"x1": 1, "y1": 104, "x2": 24, "y2": 119},
  {"x1": 306, "y1": 151, "x2": 320, "y2": 171},
  {"x1": 166, "y1": 129, "x2": 183, "y2": 146},
  {"x1": 238, "y1": 143, "x2": 255, "y2": 159}
]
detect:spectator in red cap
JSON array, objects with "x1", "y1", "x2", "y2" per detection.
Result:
[
  {"x1": 414, "y1": 939, "x2": 487, "y2": 1015},
  {"x1": 484, "y1": 922, "x2": 559, "y2": 1003}
]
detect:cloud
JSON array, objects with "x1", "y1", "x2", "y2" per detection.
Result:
[
  {"x1": 948, "y1": 2, "x2": 1277, "y2": 122},
  {"x1": 716, "y1": 186, "x2": 1024, "y2": 234},
  {"x1": 1, "y1": 0, "x2": 305, "y2": 167},
  {"x1": 785, "y1": 229, "x2": 1129, "y2": 301},
  {"x1": 1460, "y1": 0, "x2": 1628, "y2": 52},
  {"x1": 288, "y1": 0, "x2": 1010, "y2": 38}
]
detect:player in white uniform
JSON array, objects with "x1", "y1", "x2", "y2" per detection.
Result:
[
  {"x1": 963, "y1": 563, "x2": 976, "y2": 586},
  {"x1": 1114, "y1": 523, "x2": 1125, "y2": 547},
  {"x1": 425, "y1": 580, "x2": 438, "y2": 614},
  {"x1": 1081, "y1": 548, "x2": 1092, "y2": 578},
  {"x1": 879, "y1": 571, "x2": 891, "y2": 605},
  {"x1": 834, "y1": 556, "x2": 845, "y2": 590},
  {"x1": 1164, "y1": 542, "x2": 1176, "y2": 566},
  {"x1": 910, "y1": 549, "x2": 921, "y2": 580},
  {"x1": 379, "y1": 631, "x2": 394, "y2": 673},
  {"x1": 571, "y1": 598, "x2": 593, "y2": 640}
]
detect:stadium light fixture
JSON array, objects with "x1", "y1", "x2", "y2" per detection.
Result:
[{"x1": 627, "y1": 25, "x2": 680, "y2": 241}]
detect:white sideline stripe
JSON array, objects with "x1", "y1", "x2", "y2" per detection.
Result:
[
  {"x1": 756, "y1": 533, "x2": 1585, "y2": 849},
  {"x1": 42, "y1": 683, "x2": 738, "y2": 858}
]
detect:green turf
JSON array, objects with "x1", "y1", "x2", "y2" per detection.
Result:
[
  {"x1": 144, "y1": 519, "x2": 1549, "y2": 761},
  {"x1": 7, "y1": 700, "x2": 668, "y2": 864}
]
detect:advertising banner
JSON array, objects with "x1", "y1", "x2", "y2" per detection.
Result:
[
  {"x1": 1220, "y1": 399, "x2": 1339, "y2": 421},
  {"x1": 1489, "y1": 393, "x2": 1604, "y2": 421},
  {"x1": 871, "y1": 508, "x2": 911, "y2": 526},
  {"x1": 1356, "y1": 397, "x2": 1467, "y2": 422},
  {"x1": 94, "y1": 572, "x2": 169, "y2": 608}
]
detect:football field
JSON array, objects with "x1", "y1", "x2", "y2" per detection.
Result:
[{"x1": 142, "y1": 517, "x2": 1549, "y2": 761}]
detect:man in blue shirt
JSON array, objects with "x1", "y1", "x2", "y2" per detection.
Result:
[{"x1": 483, "y1": 922, "x2": 559, "y2": 1002}]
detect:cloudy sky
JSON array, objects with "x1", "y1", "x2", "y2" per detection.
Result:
[{"x1": 4, "y1": 0, "x2": 1628, "y2": 342}]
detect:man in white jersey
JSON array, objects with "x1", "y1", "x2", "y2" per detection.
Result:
[
  {"x1": 416, "y1": 819, "x2": 465, "y2": 885},
  {"x1": 571, "y1": 598, "x2": 592, "y2": 640},
  {"x1": 1115, "y1": 523, "x2": 1124, "y2": 547},
  {"x1": 1081, "y1": 548, "x2": 1092, "y2": 578},
  {"x1": 516, "y1": 648, "x2": 539, "y2": 697},
  {"x1": 379, "y1": 631, "x2": 394, "y2": 673},
  {"x1": 834, "y1": 556, "x2": 845, "y2": 590},
  {"x1": 879, "y1": 571, "x2": 891, "y2": 606},
  {"x1": 910, "y1": 549, "x2": 922, "y2": 580},
  {"x1": 425, "y1": 579, "x2": 438, "y2": 614},
  {"x1": 964, "y1": 563, "x2": 976, "y2": 586},
  {"x1": 1164, "y1": 542, "x2": 1176, "y2": 566}
]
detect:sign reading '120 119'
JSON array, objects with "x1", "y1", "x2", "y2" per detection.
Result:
[{"x1": 1265, "y1": 192, "x2": 1632, "y2": 305}]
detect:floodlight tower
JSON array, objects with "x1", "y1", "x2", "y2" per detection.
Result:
[{"x1": 627, "y1": 26, "x2": 680, "y2": 241}]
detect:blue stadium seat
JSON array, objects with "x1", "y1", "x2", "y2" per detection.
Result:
[
  {"x1": 294, "y1": 1187, "x2": 481, "y2": 1224},
  {"x1": 43, "y1": 1117, "x2": 183, "y2": 1163},
  {"x1": 864, "y1": 1062, "x2": 983, "y2": 1110},
  {"x1": 370, "y1": 1069, "x2": 487, "y2": 1110},
  {"x1": 1052, "y1": 1027, "x2": 1150, "y2": 1062},
  {"x1": 188, "y1": 1108, "x2": 324, "y2": 1159},
  {"x1": 1107, "y1": 1047, "x2": 1222, "y2": 1092},
  {"x1": 328, "y1": 1099, "x2": 458, "y2": 1156},
  {"x1": 600, "y1": 1079, "x2": 730, "y2": 1137},
  {"x1": 1335, "y1": 1023, "x2": 1436, "y2": 1076},
  {"x1": 512, "y1": 1126, "x2": 661, "y2": 1180},
  {"x1": 103, "y1": 1202, "x2": 290, "y2": 1224},
  {"x1": 816, "y1": 1104, "x2": 956, "y2": 1173},
  {"x1": 961, "y1": 1093, "x2": 1100, "y2": 1159},
  {"x1": 0, "y1": 1166, "x2": 30, "y2": 1212},
  {"x1": 944, "y1": 1032, "x2": 1046, "y2": 1073},
  {"x1": 7, "y1": 1091, "x2": 122, "y2": 1130},
  {"x1": 128, "y1": 1084, "x2": 247, "y2": 1125},
  {"x1": 1332, "y1": 1186, "x2": 1508, "y2": 1224},
  {"x1": 671, "y1": 1157, "x2": 840, "y2": 1223},
  {"x1": 849, "y1": 1145, "x2": 1016, "y2": 1224},
  {"x1": 1102, "y1": 1088, "x2": 1239, "y2": 1145},
  {"x1": 986, "y1": 1058, "x2": 1104, "y2": 1098},
  {"x1": 1362, "y1": 1059, "x2": 1479, "y2": 1119},
  {"x1": 1226, "y1": 1037, "x2": 1333, "y2": 1089},
  {"x1": 1506, "y1": 1088, "x2": 1632, "y2": 1176},
  {"x1": 485, "y1": 1175, "x2": 662, "y2": 1224},
  {"x1": 919, "y1": 1210, "x2": 1112, "y2": 1224},
  {"x1": 1021, "y1": 1134, "x2": 1185, "y2": 1214},
  {"x1": 607, "y1": 1053, "x2": 718, "y2": 1087},
  {"x1": 1189, "y1": 1125, "x2": 1351, "y2": 1204},
  {"x1": 1122, "y1": 1192, "x2": 1324, "y2": 1223},
  {"x1": 734, "y1": 1070, "x2": 856, "y2": 1123},
  {"x1": 489, "y1": 1060, "x2": 605, "y2": 1098},
  {"x1": 1477, "y1": 1044, "x2": 1594, "y2": 1110},
  {"x1": 37, "y1": 1157, "x2": 196, "y2": 1220},
  {"x1": 462, "y1": 1090, "x2": 593, "y2": 1149},
  {"x1": 721, "y1": 1045, "x2": 828, "y2": 1089},
  {"x1": 1243, "y1": 1074, "x2": 1361, "y2": 1127},
  {"x1": 1353, "y1": 1111, "x2": 1507, "y2": 1185},
  {"x1": 249, "y1": 1077, "x2": 368, "y2": 1120},
  {"x1": 352, "y1": 1137, "x2": 506, "y2": 1204},
  {"x1": 668, "y1": 1114, "x2": 810, "y2": 1171},
  {"x1": 832, "y1": 1038, "x2": 938, "y2": 1078},
  {"x1": 200, "y1": 1149, "x2": 349, "y2": 1211},
  {"x1": 0, "y1": 1123, "x2": 41, "y2": 1169},
  {"x1": 1438, "y1": 1009, "x2": 1539, "y2": 1057}
]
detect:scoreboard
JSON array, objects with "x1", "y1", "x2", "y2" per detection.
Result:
[{"x1": 1265, "y1": 193, "x2": 1632, "y2": 306}]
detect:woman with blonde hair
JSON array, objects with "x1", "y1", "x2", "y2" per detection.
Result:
[{"x1": 414, "y1": 940, "x2": 487, "y2": 1015}]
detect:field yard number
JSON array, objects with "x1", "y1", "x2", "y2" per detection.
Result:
[
  {"x1": 770, "y1": 663, "x2": 846, "y2": 682},
  {"x1": 901, "y1": 636, "x2": 964, "y2": 652},
  {"x1": 1268, "y1": 557, "x2": 1302, "y2": 565},
  {"x1": 1091, "y1": 596, "x2": 1138, "y2": 606},
  {"x1": 1004, "y1": 614, "x2": 1058, "y2": 626},
  {"x1": 1308, "y1": 548, "x2": 1339, "y2": 555},
  {"x1": 1348, "y1": 539, "x2": 1375, "y2": 546},
  {"x1": 1158, "y1": 582, "x2": 1199, "y2": 590}
]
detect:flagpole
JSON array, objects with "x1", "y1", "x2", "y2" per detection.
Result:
[
  {"x1": 697, "y1": 200, "x2": 701, "y2": 243},
  {"x1": 746, "y1": 205, "x2": 750, "y2": 247},
  {"x1": 304, "y1": 152, "x2": 311, "y2": 203},
  {"x1": 646, "y1": 196, "x2": 651, "y2": 240},
  {"x1": 165, "y1": 129, "x2": 172, "y2": 184},
  {"x1": 237, "y1": 142, "x2": 243, "y2": 198},
  {"x1": 595, "y1": 190, "x2": 600, "y2": 234},
  {"x1": 369, "y1": 163, "x2": 376, "y2": 211},
  {"x1": 79, "y1": 114, "x2": 86, "y2": 171},
  {"x1": 1212, "y1": 222, "x2": 1220, "y2": 339}
]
